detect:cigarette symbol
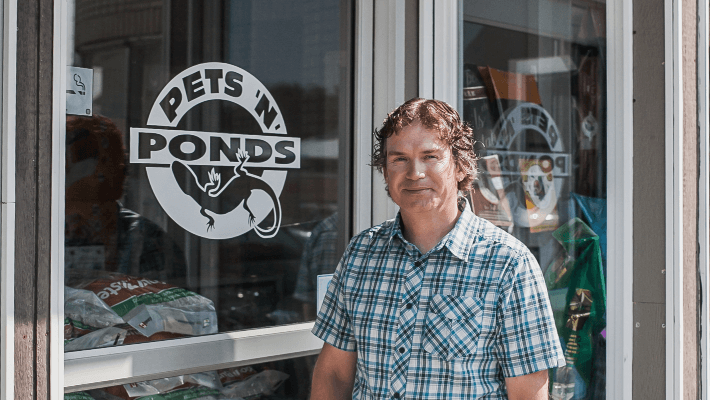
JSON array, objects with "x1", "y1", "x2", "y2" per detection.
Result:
[{"x1": 66, "y1": 74, "x2": 86, "y2": 96}]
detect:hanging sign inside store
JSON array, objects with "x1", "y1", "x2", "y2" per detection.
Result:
[
  {"x1": 129, "y1": 62, "x2": 300, "y2": 240},
  {"x1": 66, "y1": 66, "x2": 93, "y2": 116}
]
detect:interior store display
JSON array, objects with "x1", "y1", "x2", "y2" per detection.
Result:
[
  {"x1": 64, "y1": 271, "x2": 217, "y2": 351},
  {"x1": 551, "y1": 289, "x2": 593, "y2": 400},
  {"x1": 546, "y1": 218, "x2": 606, "y2": 399},
  {"x1": 571, "y1": 193, "x2": 607, "y2": 274}
]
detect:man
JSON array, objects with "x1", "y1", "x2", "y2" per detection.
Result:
[{"x1": 310, "y1": 99, "x2": 563, "y2": 399}]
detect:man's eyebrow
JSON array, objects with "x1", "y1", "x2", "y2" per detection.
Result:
[{"x1": 387, "y1": 148, "x2": 443, "y2": 156}]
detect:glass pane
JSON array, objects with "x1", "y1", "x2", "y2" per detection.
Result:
[
  {"x1": 64, "y1": 0, "x2": 352, "y2": 352},
  {"x1": 460, "y1": 1, "x2": 607, "y2": 399},
  {"x1": 64, "y1": 354, "x2": 318, "y2": 400}
]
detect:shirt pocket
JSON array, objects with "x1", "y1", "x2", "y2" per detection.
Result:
[{"x1": 422, "y1": 293, "x2": 483, "y2": 360}]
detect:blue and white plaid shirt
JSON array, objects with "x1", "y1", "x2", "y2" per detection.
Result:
[{"x1": 313, "y1": 208, "x2": 564, "y2": 399}]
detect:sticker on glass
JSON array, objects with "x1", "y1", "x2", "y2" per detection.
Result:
[
  {"x1": 66, "y1": 66, "x2": 93, "y2": 116},
  {"x1": 129, "y1": 63, "x2": 300, "y2": 240}
]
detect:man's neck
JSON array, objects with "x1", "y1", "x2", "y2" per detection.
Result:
[{"x1": 400, "y1": 204, "x2": 462, "y2": 254}]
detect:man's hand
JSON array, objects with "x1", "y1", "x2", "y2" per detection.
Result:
[
  {"x1": 310, "y1": 343, "x2": 357, "y2": 400},
  {"x1": 505, "y1": 369, "x2": 549, "y2": 400}
]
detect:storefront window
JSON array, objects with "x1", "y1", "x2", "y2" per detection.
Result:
[
  {"x1": 64, "y1": 0, "x2": 353, "y2": 352},
  {"x1": 64, "y1": 354, "x2": 317, "y2": 400},
  {"x1": 461, "y1": 1, "x2": 607, "y2": 398}
]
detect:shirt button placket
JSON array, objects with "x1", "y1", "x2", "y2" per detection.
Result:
[{"x1": 390, "y1": 258, "x2": 421, "y2": 400}]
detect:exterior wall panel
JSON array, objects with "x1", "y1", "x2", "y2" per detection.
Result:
[
  {"x1": 633, "y1": 0, "x2": 666, "y2": 398},
  {"x1": 13, "y1": 0, "x2": 54, "y2": 398},
  {"x1": 681, "y1": 0, "x2": 699, "y2": 398},
  {"x1": 633, "y1": 302, "x2": 666, "y2": 400}
]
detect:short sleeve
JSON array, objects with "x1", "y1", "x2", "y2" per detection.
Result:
[
  {"x1": 311, "y1": 252, "x2": 357, "y2": 352},
  {"x1": 495, "y1": 251, "x2": 564, "y2": 377}
]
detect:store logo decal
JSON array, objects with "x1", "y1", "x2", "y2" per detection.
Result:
[
  {"x1": 130, "y1": 62, "x2": 299, "y2": 240},
  {"x1": 488, "y1": 103, "x2": 564, "y2": 229}
]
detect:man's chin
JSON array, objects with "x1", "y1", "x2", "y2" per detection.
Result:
[{"x1": 396, "y1": 200, "x2": 438, "y2": 214}]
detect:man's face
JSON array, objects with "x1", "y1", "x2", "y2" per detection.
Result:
[{"x1": 384, "y1": 123, "x2": 462, "y2": 216}]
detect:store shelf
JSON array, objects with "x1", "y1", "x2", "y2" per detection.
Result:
[{"x1": 64, "y1": 322, "x2": 322, "y2": 392}]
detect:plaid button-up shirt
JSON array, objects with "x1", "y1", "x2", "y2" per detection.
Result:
[{"x1": 313, "y1": 208, "x2": 564, "y2": 399}]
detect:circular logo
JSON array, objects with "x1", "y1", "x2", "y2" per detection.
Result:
[
  {"x1": 130, "y1": 63, "x2": 300, "y2": 240},
  {"x1": 487, "y1": 103, "x2": 566, "y2": 228}
]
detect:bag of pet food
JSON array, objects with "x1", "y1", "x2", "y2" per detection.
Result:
[
  {"x1": 66, "y1": 273, "x2": 217, "y2": 338},
  {"x1": 220, "y1": 370, "x2": 289, "y2": 399},
  {"x1": 64, "y1": 326, "x2": 127, "y2": 352},
  {"x1": 218, "y1": 366, "x2": 259, "y2": 387},
  {"x1": 134, "y1": 386, "x2": 223, "y2": 400},
  {"x1": 123, "y1": 371, "x2": 222, "y2": 398}
]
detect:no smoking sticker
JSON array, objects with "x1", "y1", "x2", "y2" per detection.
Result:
[{"x1": 66, "y1": 66, "x2": 93, "y2": 116}]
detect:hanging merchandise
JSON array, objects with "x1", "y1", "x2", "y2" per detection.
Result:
[
  {"x1": 571, "y1": 193, "x2": 607, "y2": 275},
  {"x1": 575, "y1": 50, "x2": 602, "y2": 197},
  {"x1": 462, "y1": 65, "x2": 497, "y2": 140},
  {"x1": 547, "y1": 218, "x2": 606, "y2": 398}
]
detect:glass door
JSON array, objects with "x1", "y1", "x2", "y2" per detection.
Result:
[{"x1": 460, "y1": 1, "x2": 607, "y2": 398}]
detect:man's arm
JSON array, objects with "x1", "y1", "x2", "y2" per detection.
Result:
[
  {"x1": 310, "y1": 343, "x2": 357, "y2": 400},
  {"x1": 505, "y1": 370, "x2": 549, "y2": 400}
]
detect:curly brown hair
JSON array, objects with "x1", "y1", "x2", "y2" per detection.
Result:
[{"x1": 371, "y1": 98, "x2": 478, "y2": 191}]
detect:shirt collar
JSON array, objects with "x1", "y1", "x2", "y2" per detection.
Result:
[
  {"x1": 386, "y1": 207, "x2": 482, "y2": 261},
  {"x1": 441, "y1": 207, "x2": 480, "y2": 261},
  {"x1": 386, "y1": 213, "x2": 405, "y2": 243}
]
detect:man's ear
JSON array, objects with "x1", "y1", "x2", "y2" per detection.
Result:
[{"x1": 455, "y1": 165, "x2": 465, "y2": 183}]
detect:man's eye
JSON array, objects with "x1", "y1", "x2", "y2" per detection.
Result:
[{"x1": 425, "y1": 155, "x2": 437, "y2": 160}]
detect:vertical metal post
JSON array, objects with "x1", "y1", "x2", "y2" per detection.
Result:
[
  {"x1": 606, "y1": 0, "x2": 634, "y2": 397},
  {"x1": 0, "y1": 0, "x2": 16, "y2": 398},
  {"x1": 51, "y1": 0, "x2": 67, "y2": 397},
  {"x1": 432, "y1": 0, "x2": 459, "y2": 109},
  {"x1": 371, "y1": 0, "x2": 405, "y2": 225},
  {"x1": 353, "y1": 0, "x2": 374, "y2": 234}
]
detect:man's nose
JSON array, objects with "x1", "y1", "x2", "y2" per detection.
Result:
[{"x1": 406, "y1": 159, "x2": 426, "y2": 180}]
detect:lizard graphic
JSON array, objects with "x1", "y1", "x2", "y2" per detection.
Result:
[{"x1": 171, "y1": 149, "x2": 282, "y2": 238}]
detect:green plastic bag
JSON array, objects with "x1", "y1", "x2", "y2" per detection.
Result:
[{"x1": 546, "y1": 217, "x2": 606, "y2": 386}]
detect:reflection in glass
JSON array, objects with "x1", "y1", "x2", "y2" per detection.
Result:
[
  {"x1": 64, "y1": 0, "x2": 352, "y2": 352},
  {"x1": 461, "y1": 2, "x2": 607, "y2": 399}
]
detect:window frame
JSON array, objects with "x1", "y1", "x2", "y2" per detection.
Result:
[{"x1": 57, "y1": 0, "x2": 372, "y2": 393}]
